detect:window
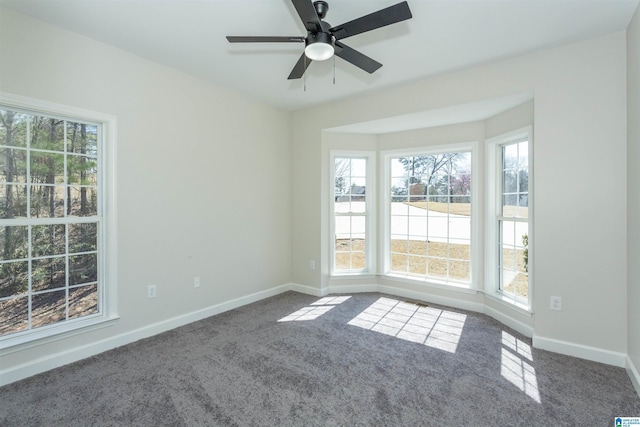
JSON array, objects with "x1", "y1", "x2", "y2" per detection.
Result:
[
  {"x1": 0, "y1": 94, "x2": 116, "y2": 347},
  {"x1": 331, "y1": 152, "x2": 374, "y2": 274},
  {"x1": 498, "y1": 140, "x2": 529, "y2": 299},
  {"x1": 385, "y1": 147, "x2": 473, "y2": 285},
  {"x1": 487, "y1": 127, "x2": 532, "y2": 308}
]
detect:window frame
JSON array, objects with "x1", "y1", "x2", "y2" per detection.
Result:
[
  {"x1": 329, "y1": 150, "x2": 376, "y2": 276},
  {"x1": 381, "y1": 142, "x2": 479, "y2": 290},
  {"x1": 0, "y1": 92, "x2": 118, "y2": 352},
  {"x1": 485, "y1": 126, "x2": 533, "y2": 311}
]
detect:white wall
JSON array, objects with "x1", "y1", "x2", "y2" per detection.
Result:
[
  {"x1": 627, "y1": 4, "x2": 640, "y2": 389},
  {"x1": 293, "y1": 32, "x2": 628, "y2": 361},
  {"x1": 0, "y1": 8, "x2": 292, "y2": 378}
]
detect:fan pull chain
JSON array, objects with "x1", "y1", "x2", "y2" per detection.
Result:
[
  {"x1": 303, "y1": 55, "x2": 307, "y2": 92},
  {"x1": 333, "y1": 55, "x2": 336, "y2": 85}
]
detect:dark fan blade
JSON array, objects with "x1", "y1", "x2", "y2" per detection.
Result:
[
  {"x1": 291, "y1": 0, "x2": 322, "y2": 32},
  {"x1": 288, "y1": 52, "x2": 312, "y2": 79},
  {"x1": 226, "y1": 36, "x2": 305, "y2": 43},
  {"x1": 330, "y1": 1, "x2": 412, "y2": 40},
  {"x1": 334, "y1": 41, "x2": 382, "y2": 74}
]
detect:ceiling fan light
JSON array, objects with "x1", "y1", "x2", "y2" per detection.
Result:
[
  {"x1": 305, "y1": 30, "x2": 334, "y2": 61},
  {"x1": 305, "y1": 42, "x2": 334, "y2": 61}
]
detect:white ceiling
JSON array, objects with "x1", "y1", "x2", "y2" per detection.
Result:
[{"x1": 1, "y1": 0, "x2": 638, "y2": 111}]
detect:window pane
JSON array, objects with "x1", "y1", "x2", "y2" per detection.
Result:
[
  {"x1": 408, "y1": 240, "x2": 427, "y2": 257},
  {"x1": 32, "y1": 256, "x2": 66, "y2": 291},
  {"x1": 408, "y1": 255, "x2": 426, "y2": 275},
  {"x1": 449, "y1": 260, "x2": 470, "y2": 281},
  {"x1": 31, "y1": 152, "x2": 64, "y2": 184},
  {"x1": 429, "y1": 216, "x2": 448, "y2": 239},
  {"x1": 391, "y1": 253, "x2": 408, "y2": 272},
  {"x1": 334, "y1": 199, "x2": 350, "y2": 213},
  {"x1": 0, "y1": 147, "x2": 27, "y2": 183},
  {"x1": 503, "y1": 144, "x2": 518, "y2": 168},
  {"x1": 69, "y1": 284, "x2": 98, "y2": 319},
  {"x1": 0, "y1": 112, "x2": 29, "y2": 148},
  {"x1": 335, "y1": 216, "x2": 350, "y2": 239},
  {"x1": 0, "y1": 261, "x2": 28, "y2": 298},
  {"x1": 427, "y1": 241, "x2": 446, "y2": 259},
  {"x1": 351, "y1": 158, "x2": 366, "y2": 177},
  {"x1": 449, "y1": 239, "x2": 471, "y2": 261},
  {"x1": 502, "y1": 194, "x2": 518, "y2": 217},
  {"x1": 503, "y1": 170, "x2": 517, "y2": 193},
  {"x1": 67, "y1": 123, "x2": 98, "y2": 156},
  {"x1": 500, "y1": 220, "x2": 529, "y2": 299},
  {"x1": 0, "y1": 297, "x2": 28, "y2": 335},
  {"x1": 30, "y1": 185, "x2": 65, "y2": 218},
  {"x1": 451, "y1": 173, "x2": 471, "y2": 196},
  {"x1": 69, "y1": 253, "x2": 97, "y2": 286},
  {"x1": 518, "y1": 141, "x2": 529, "y2": 169},
  {"x1": 390, "y1": 215, "x2": 408, "y2": 237},
  {"x1": 351, "y1": 217, "x2": 365, "y2": 240},
  {"x1": 30, "y1": 117, "x2": 64, "y2": 151},
  {"x1": 69, "y1": 222, "x2": 97, "y2": 253},
  {"x1": 390, "y1": 158, "x2": 408, "y2": 178},
  {"x1": 350, "y1": 251, "x2": 365, "y2": 270},
  {"x1": 449, "y1": 218, "x2": 470, "y2": 241},
  {"x1": 68, "y1": 186, "x2": 98, "y2": 217},
  {"x1": 408, "y1": 216, "x2": 427, "y2": 239},
  {"x1": 32, "y1": 290, "x2": 66, "y2": 328},
  {"x1": 32, "y1": 224, "x2": 66, "y2": 257},
  {"x1": 334, "y1": 251, "x2": 351, "y2": 270},
  {"x1": 409, "y1": 181, "x2": 425, "y2": 202},
  {"x1": 68, "y1": 155, "x2": 98, "y2": 186},
  {"x1": 0, "y1": 225, "x2": 28, "y2": 261},
  {"x1": 427, "y1": 257, "x2": 448, "y2": 279},
  {"x1": 390, "y1": 238, "x2": 409, "y2": 254},
  {"x1": 0, "y1": 184, "x2": 28, "y2": 218},
  {"x1": 518, "y1": 170, "x2": 528, "y2": 192}
]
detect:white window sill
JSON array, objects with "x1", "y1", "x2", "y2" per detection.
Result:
[
  {"x1": 330, "y1": 273, "x2": 377, "y2": 279},
  {"x1": 379, "y1": 273, "x2": 478, "y2": 295},
  {"x1": 0, "y1": 314, "x2": 119, "y2": 356},
  {"x1": 484, "y1": 291, "x2": 533, "y2": 316}
]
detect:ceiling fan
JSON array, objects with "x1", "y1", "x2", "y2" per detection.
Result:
[{"x1": 226, "y1": 0, "x2": 412, "y2": 80}]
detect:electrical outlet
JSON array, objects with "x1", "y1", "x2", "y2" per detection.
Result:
[
  {"x1": 193, "y1": 276, "x2": 200, "y2": 288},
  {"x1": 147, "y1": 284, "x2": 157, "y2": 299},
  {"x1": 550, "y1": 296, "x2": 562, "y2": 311},
  {"x1": 309, "y1": 260, "x2": 316, "y2": 270}
]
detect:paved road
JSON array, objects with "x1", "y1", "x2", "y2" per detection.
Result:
[{"x1": 335, "y1": 202, "x2": 527, "y2": 247}]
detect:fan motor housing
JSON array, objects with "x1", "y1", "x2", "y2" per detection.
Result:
[
  {"x1": 306, "y1": 30, "x2": 333, "y2": 47},
  {"x1": 314, "y1": 1, "x2": 329, "y2": 19}
]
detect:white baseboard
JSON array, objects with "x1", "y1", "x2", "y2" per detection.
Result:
[
  {"x1": 627, "y1": 356, "x2": 640, "y2": 397},
  {"x1": 484, "y1": 305, "x2": 534, "y2": 338},
  {"x1": 286, "y1": 282, "x2": 325, "y2": 297},
  {"x1": 532, "y1": 335, "x2": 627, "y2": 368},
  {"x1": 1, "y1": 283, "x2": 294, "y2": 387}
]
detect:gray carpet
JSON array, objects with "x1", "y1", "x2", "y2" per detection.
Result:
[{"x1": 1, "y1": 291, "x2": 638, "y2": 426}]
